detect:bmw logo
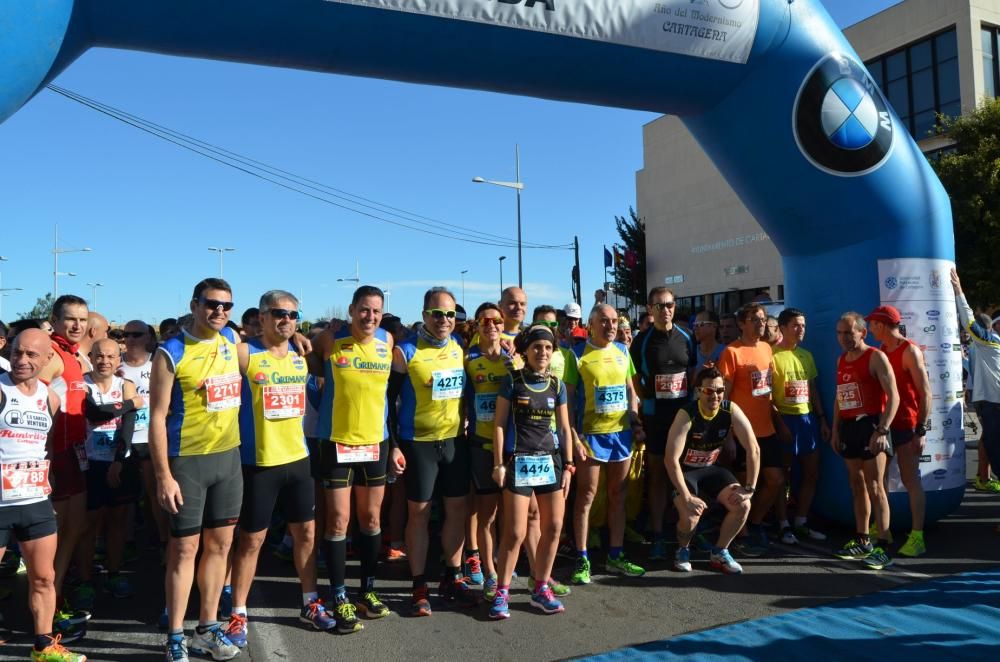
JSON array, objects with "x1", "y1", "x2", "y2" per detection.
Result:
[
  {"x1": 884, "y1": 276, "x2": 898, "y2": 290},
  {"x1": 794, "y1": 53, "x2": 894, "y2": 176}
]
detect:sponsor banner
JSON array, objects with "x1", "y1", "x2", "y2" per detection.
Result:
[
  {"x1": 325, "y1": 0, "x2": 760, "y2": 64},
  {"x1": 878, "y1": 259, "x2": 964, "y2": 492}
]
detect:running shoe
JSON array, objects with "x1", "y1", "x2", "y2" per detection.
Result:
[
  {"x1": 438, "y1": 578, "x2": 480, "y2": 608},
  {"x1": 300, "y1": 598, "x2": 336, "y2": 630},
  {"x1": 868, "y1": 523, "x2": 893, "y2": 544},
  {"x1": 70, "y1": 582, "x2": 96, "y2": 613},
  {"x1": 331, "y1": 600, "x2": 364, "y2": 634},
  {"x1": 489, "y1": 591, "x2": 510, "y2": 620},
  {"x1": 649, "y1": 538, "x2": 668, "y2": 561},
  {"x1": 862, "y1": 546, "x2": 893, "y2": 570},
  {"x1": 780, "y1": 527, "x2": 799, "y2": 545},
  {"x1": 410, "y1": 587, "x2": 432, "y2": 618},
  {"x1": 57, "y1": 600, "x2": 90, "y2": 625},
  {"x1": 17, "y1": 556, "x2": 27, "y2": 575},
  {"x1": 529, "y1": 584, "x2": 565, "y2": 614},
  {"x1": 272, "y1": 541, "x2": 293, "y2": 563},
  {"x1": 106, "y1": 575, "x2": 135, "y2": 599},
  {"x1": 547, "y1": 577, "x2": 571, "y2": 597},
  {"x1": 189, "y1": 624, "x2": 239, "y2": 660},
  {"x1": 898, "y1": 532, "x2": 926, "y2": 558},
  {"x1": 52, "y1": 615, "x2": 85, "y2": 645},
  {"x1": 483, "y1": 574, "x2": 498, "y2": 601},
  {"x1": 793, "y1": 524, "x2": 828, "y2": 541},
  {"x1": 570, "y1": 556, "x2": 592, "y2": 585},
  {"x1": 223, "y1": 613, "x2": 248, "y2": 648},
  {"x1": 464, "y1": 554, "x2": 484, "y2": 586},
  {"x1": 385, "y1": 544, "x2": 408, "y2": 562},
  {"x1": 973, "y1": 476, "x2": 1000, "y2": 493},
  {"x1": 218, "y1": 585, "x2": 233, "y2": 621},
  {"x1": 709, "y1": 548, "x2": 744, "y2": 575},
  {"x1": 356, "y1": 591, "x2": 390, "y2": 619},
  {"x1": 32, "y1": 634, "x2": 87, "y2": 662},
  {"x1": 606, "y1": 554, "x2": 646, "y2": 578},
  {"x1": 834, "y1": 538, "x2": 874, "y2": 560},
  {"x1": 674, "y1": 546, "x2": 692, "y2": 572},
  {"x1": 164, "y1": 634, "x2": 188, "y2": 662}
]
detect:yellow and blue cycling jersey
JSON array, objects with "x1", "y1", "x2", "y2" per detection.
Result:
[
  {"x1": 317, "y1": 327, "x2": 392, "y2": 445},
  {"x1": 573, "y1": 340, "x2": 636, "y2": 435},
  {"x1": 161, "y1": 326, "x2": 241, "y2": 457},
  {"x1": 464, "y1": 346, "x2": 514, "y2": 441},
  {"x1": 398, "y1": 335, "x2": 464, "y2": 442},
  {"x1": 238, "y1": 339, "x2": 309, "y2": 467}
]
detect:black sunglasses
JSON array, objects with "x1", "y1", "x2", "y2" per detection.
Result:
[
  {"x1": 200, "y1": 298, "x2": 234, "y2": 312},
  {"x1": 267, "y1": 309, "x2": 300, "y2": 320}
]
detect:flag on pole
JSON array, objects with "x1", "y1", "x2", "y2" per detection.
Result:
[
  {"x1": 604, "y1": 246, "x2": 613, "y2": 268},
  {"x1": 614, "y1": 247, "x2": 624, "y2": 267}
]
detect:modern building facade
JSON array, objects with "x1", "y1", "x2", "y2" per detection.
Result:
[{"x1": 637, "y1": 0, "x2": 1000, "y2": 317}]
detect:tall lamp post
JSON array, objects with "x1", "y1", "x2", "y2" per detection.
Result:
[
  {"x1": 498, "y1": 256, "x2": 507, "y2": 300},
  {"x1": 207, "y1": 247, "x2": 236, "y2": 278},
  {"x1": 473, "y1": 144, "x2": 525, "y2": 288},
  {"x1": 337, "y1": 260, "x2": 361, "y2": 284},
  {"x1": 53, "y1": 225, "x2": 92, "y2": 297},
  {"x1": 86, "y1": 282, "x2": 104, "y2": 312},
  {"x1": 460, "y1": 270, "x2": 468, "y2": 309}
]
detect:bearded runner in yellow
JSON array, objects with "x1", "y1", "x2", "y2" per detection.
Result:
[
  {"x1": 569, "y1": 304, "x2": 646, "y2": 585},
  {"x1": 229, "y1": 290, "x2": 330, "y2": 646},
  {"x1": 309, "y1": 286, "x2": 394, "y2": 633},
  {"x1": 388, "y1": 287, "x2": 475, "y2": 617}
]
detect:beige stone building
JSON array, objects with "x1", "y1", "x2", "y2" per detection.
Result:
[{"x1": 637, "y1": 0, "x2": 1000, "y2": 317}]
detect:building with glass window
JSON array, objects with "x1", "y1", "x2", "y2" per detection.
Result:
[{"x1": 637, "y1": 0, "x2": 996, "y2": 318}]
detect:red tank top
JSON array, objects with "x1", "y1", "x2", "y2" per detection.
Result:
[
  {"x1": 47, "y1": 335, "x2": 87, "y2": 452},
  {"x1": 836, "y1": 347, "x2": 886, "y2": 418},
  {"x1": 885, "y1": 338, "x2": 920, "y2": 430}
]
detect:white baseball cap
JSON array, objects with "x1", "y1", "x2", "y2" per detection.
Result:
[{"x1": 563, "y1": 303, "x2": 583, "y2": 319}]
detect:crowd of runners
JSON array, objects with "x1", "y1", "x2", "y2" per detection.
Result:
[{"x1": 0, "y1": 266, "x2": 998, "y2": 662}]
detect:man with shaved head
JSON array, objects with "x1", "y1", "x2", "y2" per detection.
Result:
[
  {"x1": 37, "y1": 295, "x2": 92, "y2": 640},
  {"x1": 499, "y1": 287, "x2": 527, "y2": 342},
  {"x1": 1, "y1": 330, "x2": 87, "y2": 660},
  {"x1": 77, "y1": 312, "x2": 109, "y2": 372},
  {"x1": 571, "y1": 304, "x2": 646, "y2": 584}
]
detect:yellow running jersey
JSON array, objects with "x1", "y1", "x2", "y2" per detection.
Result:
[
  {"x1": 238, "y1": 339, "x2": 309, "y2": 467},
  {"x1": 573, "y1": 341, "x2": 636, "y2": 435},
  {"x1": 465, "y1": 346, "x2": 513, "y2": 440},
  {"x1": 318, "y1": 328, "x2": 392, "y2": 445},
  {"x1": 397, "y1": 335, "x2": 464, "y2": 442},
  {"x1": 162, "y1": 327, "x2": 241, "y2": 457}
]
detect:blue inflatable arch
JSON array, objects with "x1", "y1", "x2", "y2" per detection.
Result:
[{"x1": 0, "y1": 0, "x2": 961, "y2": 524}]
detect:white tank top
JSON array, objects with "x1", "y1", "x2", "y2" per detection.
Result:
[
  {"x1": 0, "y1": 373, "x2": 52, "y2": 506},
  {"x1": 84, "y1": 375, "x2": 126, "y2": 462},
  {"x1": 119, "y1": 355, "x2": 151, "y2": 444}
]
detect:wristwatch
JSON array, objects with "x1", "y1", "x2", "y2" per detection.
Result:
[
  {"x1": 876, "y1": 426, "x2": 890, "y2": 436},
  {"x1": 742, "y1": 485, "x2": 755, "y2": 493}
]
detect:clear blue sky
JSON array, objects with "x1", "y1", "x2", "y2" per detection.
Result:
[{"x1": 0, "y1": 0, "x2": 901, "y2": 326}]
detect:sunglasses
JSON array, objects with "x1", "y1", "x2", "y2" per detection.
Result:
[
  {"x1": 650, "y1": 302, "x2": 676, "y2": 311},
  {"x1": 694, "y1": 321, "x2": 716, "y2": 328},
  {"x1": 424, "y1": 309, "x2": 456, "y2": 320},
  {"x1": 267, "y1": 308, "x2": 300, "y2": 320},
  {"x1": 478, "y1": 317, "x2": 503, "y2": 327},
  {"x1": 535, "y1": 320, "x2": 559, "y2": 329},
  {"x1": 200, "y1": 298, "x2": 234, "y2": 312},
  {"x1": 123, "y1": 331, "x2": 147, "y2": 339},
  {"x1": 700, "y1": 387, "x2": 726, "y2": 395}
]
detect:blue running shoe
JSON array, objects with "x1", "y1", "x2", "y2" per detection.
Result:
[
  {"x1": 674, "y1": 546, "x2": 692, "y2": 572},
  {"x1": 529, "y1": 585, "x2": 564, "y2": 614},
  {"x1": 464, "y1": 554, "x2": 484, "y2": 586},
  {"x1": 165, "y1": 633, "x2": 188, "y2": 661},
  {"x1": 489, "y1": 591, "x2": 510, "y2": 620},
  {"x1": 300, "y1": 598, "x2": 337, "y2": 630},
  {"x1": 710, "y1": 548, "x2": 744, "y2": 575},
  {"x1": 218, "y1": 585, "x2": 233, "y2": 620},
  {"x1": 224, "y1": 613, "x2": 248, "y2": 649}
]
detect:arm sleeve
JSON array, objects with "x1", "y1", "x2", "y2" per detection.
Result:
[
  {"x1": 387, "y1": 370, "x2": 407, "y2": 446},
  {"x1": 84, "y1": 390, "x2": 138, "y2": 423},
  {"x1": 114, "y1": 410, "x2": 136, "y2": 462}
]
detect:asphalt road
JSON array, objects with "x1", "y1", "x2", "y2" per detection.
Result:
[{"x1": 1, "y1": 446, "x2": 997, "y2": 661}]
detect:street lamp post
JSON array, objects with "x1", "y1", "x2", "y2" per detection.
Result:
[
  {"x1": 473, "y1": 144, "x2": 525, "y2": 288},
  {"x1": 460, "y1": 270, "x2": 468, "y2": 309},
  {"x1": 498, "y1": 256, "x2": 507, "y2": 300},
  {"x1": 53, "y1": 225, "x2": 92, "y2": 297},
  {"x1": 86, "y1": 282, "x2": 104, "y2": 312},
  {"x1": 207, "y1": 247, "x2": 236, "y2": 278},
  {"x1": 337, "y1": 260, "x2": 361, "y2": 284}
]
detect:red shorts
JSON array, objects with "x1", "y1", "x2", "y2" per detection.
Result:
[{"x1": 50, "y1": 445, "x2": 87, "y2": 501}]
